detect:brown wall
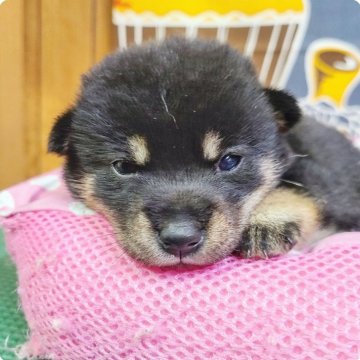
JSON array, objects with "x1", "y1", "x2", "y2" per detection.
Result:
[{"x1": 0, "y1": 0, "x2": 117, "y2": 189}]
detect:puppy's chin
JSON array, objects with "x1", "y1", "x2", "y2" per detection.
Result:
[
  {"x1": 112, "y1": 227, "x2": 236, "y2": 267},
  {"x1": 114, "y1": 236, "x2": 236, "y2": 267},
  {"x1": 179, "y1": 252, "x2": 231, "y2": 266},
  {"x1": 177, "y1": 237, "x2": 239, "y2": 266}
]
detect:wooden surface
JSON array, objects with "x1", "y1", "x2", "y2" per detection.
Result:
[
  {"x1": 0, "y1": 0, "x2": 117, "y2": 189},
  {"x1": 24, "y1": 0, "x2": 42, "y2": 179},
  {"x1": 0, "y1": 0, "x2": 26, "y2": 188}
]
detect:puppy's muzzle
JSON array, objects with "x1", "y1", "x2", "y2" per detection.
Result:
[
  {"x1": 144, "y1": 187, "x2": 214, "y2": 258},
  {"x1": 159, "y1": 218, "x2": 204, "y2": 257}
]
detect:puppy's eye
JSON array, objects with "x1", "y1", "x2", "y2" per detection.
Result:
[
  {"x1": 217, "y1": 154, "x2": 242, "y2": 172},
  {"x1": 112, "y1": 160, "x2": 139, "y2": 176}
]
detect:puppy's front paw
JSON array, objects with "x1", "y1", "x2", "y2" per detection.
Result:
[{"x1": 236, "y1": 221, "x2": 300, "y2": 259}]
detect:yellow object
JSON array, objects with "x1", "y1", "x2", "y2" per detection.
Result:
[
  {"x1": 307, "y1": 43, "x2": 360, "y2": 107},
  {"x1": 113, "y1": 0, "x2": 304, "y2": 16},
  {"x1": 112, "y1": 0, "x2": 309, "y2": 88}
]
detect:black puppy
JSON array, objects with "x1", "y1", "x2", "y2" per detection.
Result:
[{"x1": 49, "y1": 38, "x2": 360, "y2": 266}]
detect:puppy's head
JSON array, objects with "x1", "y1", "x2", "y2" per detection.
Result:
[{"x1": 49, "y1": 39, "x2": 300, "y2": 266}]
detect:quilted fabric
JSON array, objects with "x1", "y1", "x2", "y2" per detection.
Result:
[{"x1": 2, "y1": 210, "x2": 360, "y2": 360}]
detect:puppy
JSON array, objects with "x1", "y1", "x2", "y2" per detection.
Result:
[{"x1": 48, "y1": 38, "x2": 360, "y2": 266}]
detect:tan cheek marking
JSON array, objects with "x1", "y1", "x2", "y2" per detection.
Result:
[
  {"x1": 121, "y1": 212, "x2": 176, "y2": 266},
  {"x1": 128, "y1": 135, "x2": 149, "y2": 165},
  {"x1": 82, "y1": 180, "x2": 155, "y2": 259},
  {"x1": 68, "y1": 174, "x2": 96, "y2": 206},
  {"x1": 202, "y1": 131, "x2": 222, "y2": 161},
  {"x1": 80, "y1": 175, "x2": 116, "y2": 221},
  {"x1": 82, "y1": 175, "x2": 95, "y2": 202},
  {"x1": 206, "y1": 210, "x2": 231, "y2": 248},
  {"x1": 241, "y1": 157, "x2": 280, "y2": 218},
  {"x1": 129, "y1": 212, "x2": 154, "y2": 240},
  {"x1": 119, "y1": 212, "x2": 155, "y2": 259},
  {"x1": 79, "y1": 175, "x2": 173, "y2": 265},
  {"x1": 185, "y1": 207, "x2": 236, "y2": 265}
]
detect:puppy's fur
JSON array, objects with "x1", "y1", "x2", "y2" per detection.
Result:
[{"x1": 49, "y1": 38, "x2": 360, "y2": 266}]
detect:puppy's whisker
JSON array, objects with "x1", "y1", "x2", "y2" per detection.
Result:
[
  {"x1": 96, "y1": 243, "x2": 118, "y2": 252},
  {"x1": 96, "y1": 238, "x2": 118, "y2": 246},
  {"x1": 98, "y1": 248, "x2": 117, "y2": 257},
  {"x1": 97, "y1": 231, "x2": 118, "y2": 237},
  {"x1": 289, "y1": 153, "x2": 309, "y2": 158},
  {"x1": 160, "y1": 89, "x2": 178, "y2": 129},
  {"x1": 101, "y1": 254, "x2": 127, "y2": 275},
  {"x1": 95, "y1": 235, "x2": 120, "y2": 243},
  {"x1": 281, "y1": 179, "x2": 304, "y2": 188}
]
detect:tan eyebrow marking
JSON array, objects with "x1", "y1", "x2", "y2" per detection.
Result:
[
  {"x1": 128, "y1": 135, "x2": 150, "y2": 165},
  {"x1": 202, "y1": 131, "x2": 222, "y2": 161}
]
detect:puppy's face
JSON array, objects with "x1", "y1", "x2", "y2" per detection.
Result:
[{"x1": 49, "y1": 39, "x2": 300, "y2": 266}]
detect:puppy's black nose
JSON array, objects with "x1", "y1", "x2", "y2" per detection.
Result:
[{"x1": 159, "y1": 220, "x2": 203, "y2": 257}]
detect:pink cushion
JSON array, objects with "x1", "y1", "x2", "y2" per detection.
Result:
[{"x1": 1, "y1": 171, "x2": 360, "y2": 359}]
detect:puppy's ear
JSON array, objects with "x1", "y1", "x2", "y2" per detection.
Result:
[
  {"x1": 48, "y1": 108, "x2": 74, "y2": 155},
  {"x1": 264, "y1": 88, "x2": 301, "y2": 133}
]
